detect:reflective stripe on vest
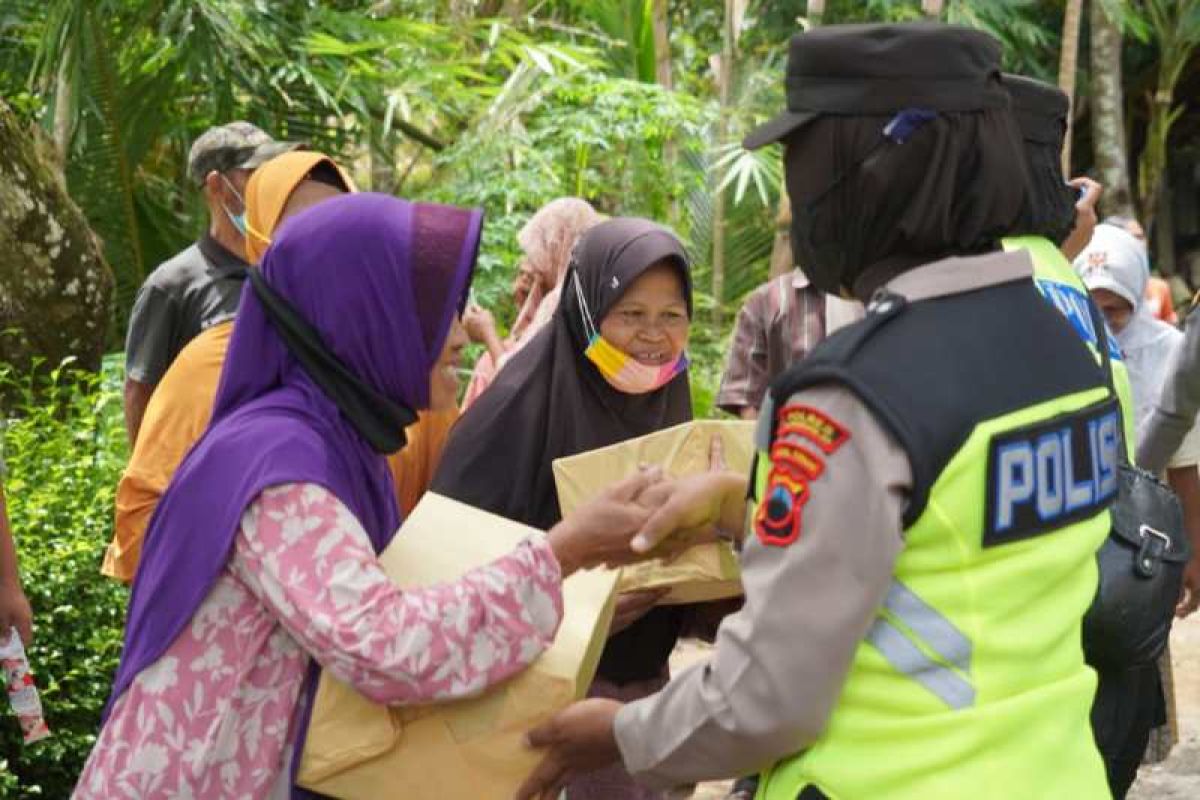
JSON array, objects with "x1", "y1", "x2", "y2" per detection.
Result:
[{"x1": 866, "y1": 580, "x2": 975, "y2": 710}]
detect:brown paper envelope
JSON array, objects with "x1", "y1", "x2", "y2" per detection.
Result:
[
  {"x1": 553, "y1": 420, "x2": 754, "y2": 604},
  {"x1": 299, "y1": 492, "x2": 618, "y2": 799}
]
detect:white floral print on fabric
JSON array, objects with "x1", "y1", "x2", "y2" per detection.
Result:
[{"x1": 74, "y1": 482, "x2": 564, "y2": 798}]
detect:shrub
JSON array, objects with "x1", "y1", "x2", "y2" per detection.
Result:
[{"x1": 0, "y1": 357, "x2": 128, "y2": 797}]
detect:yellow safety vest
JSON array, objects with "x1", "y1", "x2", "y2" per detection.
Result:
[{"x1": 754, "y1": 255, "x2": 1114, "y2": 799}]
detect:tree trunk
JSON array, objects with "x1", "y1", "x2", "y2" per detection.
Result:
[
  {"x1": 1057, "y1": 0, "x2": 1084, "y2": 173},
  {"x1": 1136, "y1": 0, "x2": 1200, "y2": 236},
  {"x1": 711, "y1": 0, "x2": 735, "y2": 323},
  {"x1": 1138, "y1": 90, "x2": 1172, "y2": 237},
  {"x1": 651, "y1": 0, "x2": 679, "y2": 227},
  {"x1": 1089, "y1": 0, "x2": 1136, "y2": 219},
  {"x1": 768, "y1": 194, "x2": 793, "y2": 279},
  {"x1": 652, "y1": 0, "x2": 672, "y2": 90},
  {"x1": 806, "y1": 0, "x2": 825, "y2": 26},
  {"x1": 368, "y1": 140, "x2": 396, "y2": 194},
  {"x1": 52, "y1": 56, "x2": 74, "y2": 164},
  {"x1": 1155, "y1": 176, "x2": 1176, "y2": 277},
  {"x1": 767, "y1": 0, "x2": 825, "y2": 280},
  {"x1": 0, "y1": 100, "x2": 113, "y2": 375}
]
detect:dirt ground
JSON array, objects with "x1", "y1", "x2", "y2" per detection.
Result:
[{"x1": 671, "y1": 614, "x2": 1200, "y2": 799}]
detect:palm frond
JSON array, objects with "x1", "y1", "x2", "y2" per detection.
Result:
[{"x1": 67, "y1": 5, "x2": 142, "y2": 333}]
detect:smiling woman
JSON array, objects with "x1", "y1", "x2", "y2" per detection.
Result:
[
  {"x1": 433, "y1": 217, "x2": 695, "y2": 799},
  {"x1": 433, "y1": 216, "x2": 694, "y2": 532},
  {"x1": 587, "y1": 263, "x2": 691, "y2": 396}
]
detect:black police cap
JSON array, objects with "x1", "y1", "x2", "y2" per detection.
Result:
[{"x1": 744, "y1": 22, "x2": 1009, "y2": 150}]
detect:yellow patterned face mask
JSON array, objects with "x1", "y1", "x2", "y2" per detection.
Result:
[{"x1": 572, "y1": 271, "x2": 688, "y2": 395}]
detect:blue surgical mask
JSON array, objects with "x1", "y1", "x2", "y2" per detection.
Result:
[{"x1": 220, "y1": 174, "x2": 248, "y2": 237}]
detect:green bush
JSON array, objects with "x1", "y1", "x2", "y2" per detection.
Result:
[{"x1": 0, "y1": 357, "x2": 128, "y2": 798}]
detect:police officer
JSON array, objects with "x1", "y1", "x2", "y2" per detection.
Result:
[
  {"x1": 518, "y1": 23, "x2": 1114, "y2": 800},
  {"x1": 1002, "y1": 73, "x2": 1166, "y2": 799},
  {"x1": 1000, "y1": 74, "x2": 1136, "y2": 448}
]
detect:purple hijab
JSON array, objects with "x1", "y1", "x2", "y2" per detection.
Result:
[{"x1": 106, "y1": 193, "x2": 482, "y2": 794}]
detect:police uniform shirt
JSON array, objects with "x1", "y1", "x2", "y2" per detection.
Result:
[
  {"x1": 1137, "y1": 308, "x2": 1200, "y2": 472},
  {"x1": 612, "y1": 249, "x2": 1054, "y2": 788}
]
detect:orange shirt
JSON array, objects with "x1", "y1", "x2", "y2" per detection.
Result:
[
  {"x1": 388, "y1": 409, "x2": 458, "y2": 517},
  {"x1": 1145, "y1": 276, "x2": 1178, "y2": 325},
  {"x1": 105, "y1": 321, "x2": 459, "y2": 583}
]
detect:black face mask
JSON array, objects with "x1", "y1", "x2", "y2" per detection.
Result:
[
  {"x1": 790, "y1": 156, "x2": 868, "y2": 296},
  {"x1": 790, "y1": 191, "x2": 845, "y2": 296},
  {"x1": 787, "y1": 109, "x2": 939, "y2": 296},
  {"x1": 248, "y1": 267, "x2": 417, "y2": 454}
]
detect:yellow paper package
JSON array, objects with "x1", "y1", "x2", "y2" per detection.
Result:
[
  {"x1": 553, "y1": 419, "x2": 755, "y2": 604},
  {"x1": 298, "y1": 492, "x2": 618, "y2": 800}
]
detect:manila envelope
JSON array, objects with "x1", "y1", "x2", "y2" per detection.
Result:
[
  {"x1": 298, "y1": 492, "x2": 618, "y2": 799},
  {"x1": 552, "y1": 420, "x2": 755, "y2": 604}
]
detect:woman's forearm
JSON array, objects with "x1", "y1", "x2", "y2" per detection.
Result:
[{"x1": 0, "y1": 487, "x2": 22, "y2": 588}]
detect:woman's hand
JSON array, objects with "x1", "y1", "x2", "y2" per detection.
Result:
[
  {"x1": 517, "y1": 699, "x2": 623, "y2": 800},
  {"x1": 462, "y1": 303, "x2": 497, "y2": 343},
  {"x1": 608, "y1": 589, "x2": 669, "y2": 636},
  {"x1": 462, "y1": 303, "x2": 507, "y2": 364},
  {"x1": 547, "y1": 468, "x2": 664, "y2": 576}
]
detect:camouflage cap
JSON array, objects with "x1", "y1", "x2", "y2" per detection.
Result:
[{"x1": 186, "y1": 121, "x2": 300, "y2": 185}]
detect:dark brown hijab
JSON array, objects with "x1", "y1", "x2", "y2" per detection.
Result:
[{"x1": 432, "y1": 217, "x2": 693, "y2": 683}]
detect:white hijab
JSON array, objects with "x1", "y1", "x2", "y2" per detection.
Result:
[{"x1": 1074, "y1": 224, "x2": 1180, "y2": 432}]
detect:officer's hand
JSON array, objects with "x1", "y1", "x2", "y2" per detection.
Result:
[
  {"x1": 1176, "y1": 556, "x2": 1200, "y2": 618},
  {"x1": 517, "y1": 699, "x2": 623, "y2": 800},
  {"x1": 632, "y1": 471, "x2": 748, "y2": 554}
]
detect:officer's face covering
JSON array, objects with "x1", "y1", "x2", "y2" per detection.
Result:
[
  {"x1": 784, "y1": 107, "x2": 1029, "y2": 300},
  {"x1": 786, "y1": 110, "x2": 938, "y2": 297}
]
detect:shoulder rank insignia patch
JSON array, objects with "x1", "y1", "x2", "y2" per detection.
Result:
[
  {"x1": 776, "y1": 404, "x2": 851, "y2": 454},
  {"x1": 756, "y1": 404, "x2": 851, "y2": 547}
]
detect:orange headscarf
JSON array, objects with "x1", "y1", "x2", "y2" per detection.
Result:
[
  {"x1": 108, "y1": 151, "x2": 374, "y2": 583},
  {"x1": 243, "y1": 151, "x2": 356, "y2": 263}
]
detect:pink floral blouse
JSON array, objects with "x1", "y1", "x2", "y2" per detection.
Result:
[{"x1": 75, "y1": 482, "x2": 564, "y2": 798}]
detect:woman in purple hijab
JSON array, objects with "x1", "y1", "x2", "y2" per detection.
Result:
[{"x1": 74, "y1": 194, "x2": 661, "y2": 799}]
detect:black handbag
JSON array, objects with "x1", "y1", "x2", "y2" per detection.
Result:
[{"x1": 1080, "y1": 298, "x2": 1191, "y2": 670}]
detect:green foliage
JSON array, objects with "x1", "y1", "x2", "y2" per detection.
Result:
[
  {"x1": 0, "y1": 357, "x2": 128, "y2": 797},
  {"x1": 426, "y1": 71, "x2": 712, "y2": 304},
  {"x1": 570, "y1": 0, "x2": 658, "y2": 82},
  {"x1": 8, "y1": 0, "x2": 603, "y2": 339}
]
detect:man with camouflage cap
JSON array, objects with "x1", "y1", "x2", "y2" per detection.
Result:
[{"x1": 123, "y1": 121, "x2": 297, "y2": 444}]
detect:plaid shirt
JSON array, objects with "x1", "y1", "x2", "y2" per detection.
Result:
[{"x1": 717, "y1": 270, "x2": 828, "y2": 414}]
